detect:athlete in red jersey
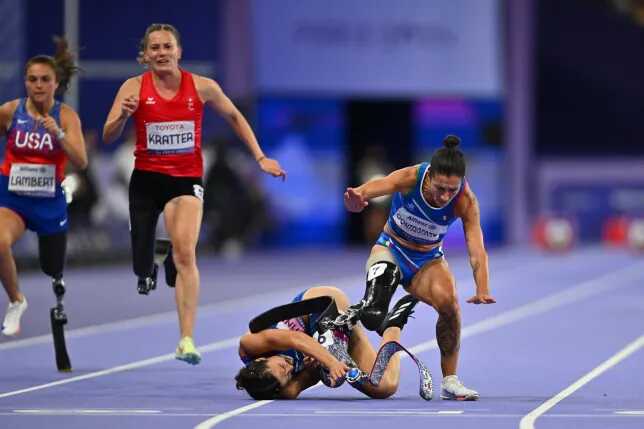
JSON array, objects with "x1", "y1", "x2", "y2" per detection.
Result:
[
  {"x1": 0, "y1": 38, "x2": 87, "y2": 337},
  {"x1": 103, "y1": 23, "x2": 286, "y2": 364}
]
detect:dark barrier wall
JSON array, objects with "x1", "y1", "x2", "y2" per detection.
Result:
[{"x1": 537, "y1": 0, "x2": 644, "y2": 157}]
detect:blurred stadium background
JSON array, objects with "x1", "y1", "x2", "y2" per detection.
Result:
[{"x1": 2, "y1": 0, "x2": 644, "y2": 267}]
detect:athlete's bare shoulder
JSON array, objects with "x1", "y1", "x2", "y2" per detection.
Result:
[
  {"x1": 192, "y1": 74, "x2": 219, "y2": 91},
  {"x1": 59, "y1": 102, "x2": 81, "y2": 122},
  {"x1": 455, "y1": 182, "x2": 478, "y2": 219},
  {"x1": 121, "y1": 75, "x2": 143, "y2": 90},
  {"x1": 0, "y1": 99, "x2": 20, "y2": 132},
  {"x1": 191, "y1": 74, "x2": 224, "y2": 104},
  {"x1": 109, "y1": 76, "x2": 143, "y2": 104},
  {"x1": 190, "y1": 73, "x2": 216, "y2": 86},
  {"x1": 0, "y1": 99, "x2": 20, "y2": 112}
]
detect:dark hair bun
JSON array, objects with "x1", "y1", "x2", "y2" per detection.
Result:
[{"x1": 443, "y1": 135, "x2": 461, "y2": 149}]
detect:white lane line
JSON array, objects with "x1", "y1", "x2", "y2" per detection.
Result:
[
  {"x1": 13, "y1": 409, "x2": 162, "y2": 414},
  {"x1": 520, "y1": 334, "x2": 644, "y2": 429},
  {"x1": 315, "y1": 410, "x2": 464, "y2": 415},
  {"x1": 615, "y1": 411, "x2": 644, "y2": 415},
  {"x1": 193, "y1": 401, "x2": 273, "y2": 429},
  {"x1": 0, "y1": 337, "x2": 238, "y2": 399},
  {"x1": 194, "y1": 262, "x2": 644, "y2": 428},
  {"x1": 3, "y1": 411, "x2": 644, "y2": 418}
]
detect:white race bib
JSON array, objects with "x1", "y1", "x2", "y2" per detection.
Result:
[
  {"x1": 145, "y1": 121, "x2": 196, "y2": 154},
  {"x1": 8, "y1": 163, "x2": 56, "y2": 197},
  {"x1": 392, "y1": 207, "x2": 447, "y2": 242},
  {"x1": 312, "y1": 329, "x2": 335, "y2": 350}
]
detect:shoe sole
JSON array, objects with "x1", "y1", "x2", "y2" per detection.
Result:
[
  {"x1": 2, "y1": 326, "x2": 21, "y2": 336},
  {"x1": 440, "y1": 392, "x2": 480, "y2": 401},
  {"x1": 176, "y1": 353, "x2": 201, "y2": 365}
]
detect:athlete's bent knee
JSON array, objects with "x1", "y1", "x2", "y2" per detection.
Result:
[
  {"x1": 367, "y1": 381, "x2": 398, "y2": 399},
  {"x1": 431, "y1": 287, "x2": 459, "y2": 315},
  {"x1": 171, "y1": 245, "x2": 196, "y2": 269},
  {"x1": 360, "y1": 259, "x2": 401, "y2": 331},
  {"x1": 0, "y1": 239, "x2": 11, "y2": 255}
]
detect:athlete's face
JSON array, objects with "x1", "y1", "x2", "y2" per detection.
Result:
[
  {"x1": 263, "y1": 356, "x2": 294, "y2": 387},
  {"x1": 25, "y1": 63, "x2": 58, "y2": 105},
  {"x1": 427, "y1": 174, "x2": 462, "y2": 207},
  {"x1": 144, "y1": 30, "x2": 182, "y2": 73}
]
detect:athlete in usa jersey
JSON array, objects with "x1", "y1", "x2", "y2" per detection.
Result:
[
  {"x1": 0, "y1": 38, "x2": 87, "y2": 337},
  {"x1": 2, "y1": 99, "x2": 67, "y2": 185},
  {"x1": 103, "y1": 23, "x2": 286, "y2": 365},
  {"x1": 345, "y1": 135, "x2": 494, "y2": 401}
]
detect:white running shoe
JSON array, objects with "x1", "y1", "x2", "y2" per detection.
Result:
[
  {"x1": 2, "y1": 297, "x2": 28, "y2": 336},
  {"x1": 441, "y1": 375, "x2": 480, "y2": 401}
]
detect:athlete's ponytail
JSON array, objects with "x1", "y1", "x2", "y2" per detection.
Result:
[
  {"x1": 51, "y1": 36, "x2": 78, "y2": 96},
  {"x1": 429, "y1": 134, "x2": 466, "y2": 178}
]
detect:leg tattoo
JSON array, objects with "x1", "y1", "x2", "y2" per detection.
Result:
[{"x1": 436, "y1": 311, "x2": 460, "y2": 357}]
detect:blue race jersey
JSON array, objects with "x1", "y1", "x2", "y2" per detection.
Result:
[{"x1": 386, "y1": 162, "x2": 465, "y2": 246}]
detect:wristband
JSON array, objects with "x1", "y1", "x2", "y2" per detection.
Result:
[{"x1": 256, "y1": 155, "x2": 266, "y2": 163}]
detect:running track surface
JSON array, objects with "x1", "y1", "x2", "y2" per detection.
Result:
[{"x1": 1, "y1": 246, "x2": 643, "y2": 429}]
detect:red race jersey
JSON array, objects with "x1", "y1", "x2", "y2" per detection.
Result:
[{"x1": 133, "y1": 69, "x2": 205, "y2": 177}]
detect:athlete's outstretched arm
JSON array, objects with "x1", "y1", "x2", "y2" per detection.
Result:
[
  {"x1": 196, "y1": 76, "x2": 286, "y2": 179},
  {"x1": 240, "y1": 330, "x2": 348, "y2": 382},
  {"x1": 103, "y1": 77, "x2": 140, "y2": 144},
  {"x1": 344, "y1": 165, "x2": 419, "y2": 213},
  {"x1": 456, "y1": 186, "x2": 495, "y2": 304}
]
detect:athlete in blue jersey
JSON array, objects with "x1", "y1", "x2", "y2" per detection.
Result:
[
  {"x1": 0, "y1": 38, "x2": 87, "y2": 336},
  {"x1": 344, "y1": 135, "x2": 495, "y2": 401},
  {"x1": 235, "y1": 286, "x2": 417, "y2": 399}
]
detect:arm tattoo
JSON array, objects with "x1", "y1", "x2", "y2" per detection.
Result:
[
  {"x1": 469, "y1": 192, "x2": 480, "y2": 217},
  {"x1": 471, "y1": 259, "x2": 480, "y2": 274}
]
